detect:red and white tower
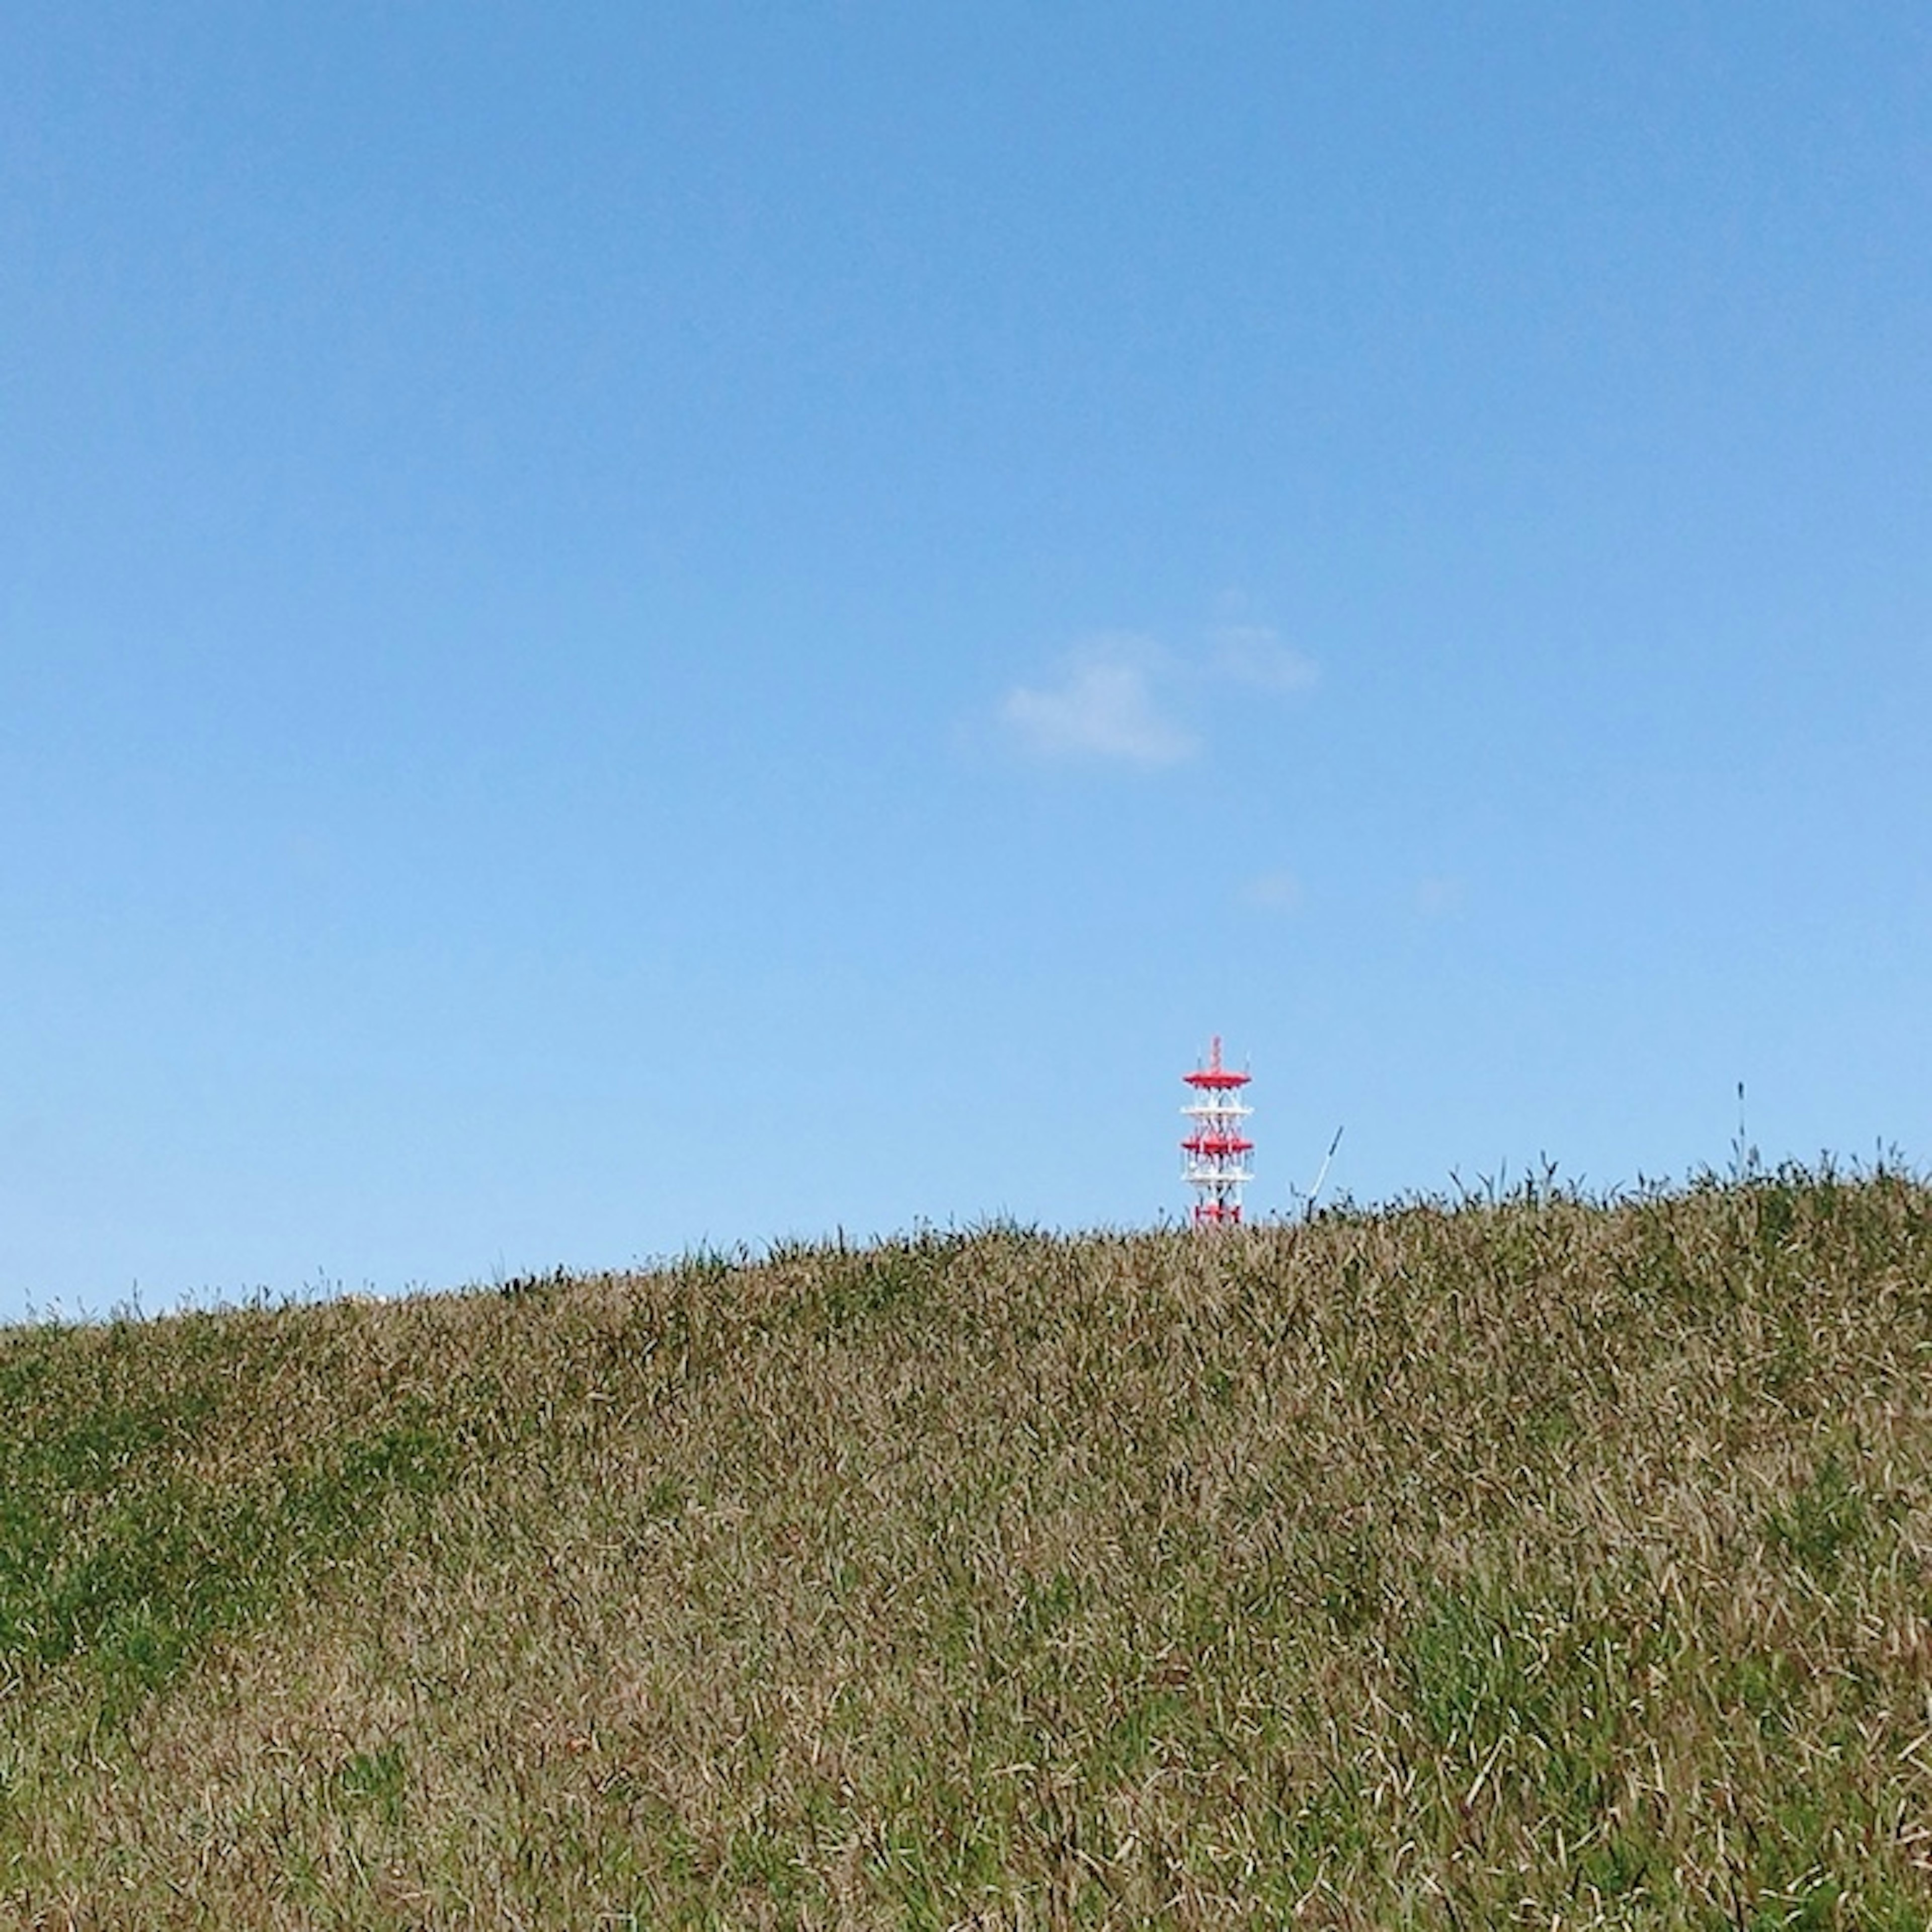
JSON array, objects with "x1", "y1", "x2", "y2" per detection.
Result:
[{"x1": 1181, "y1": 1036, "x2": 1254, "y2": 1226}]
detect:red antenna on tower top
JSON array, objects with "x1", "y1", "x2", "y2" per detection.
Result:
[{"x1": 1181, "y1": 1037, "x2": 1253, "y2": 1225}]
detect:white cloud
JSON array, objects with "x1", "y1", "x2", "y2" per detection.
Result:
[
  {"x1": 1000, "y1": 642, "x2": 1197, "y2": 769},
  {"x1": 994, "y1": 612, "x2": 1314, "y2": 771},
  {"x1": 1415, "y1": 876, "x2": 1465, "y2": 919},
  {"x1": 1209, "y1": 624, "x2": 1319, "y2": 694}
]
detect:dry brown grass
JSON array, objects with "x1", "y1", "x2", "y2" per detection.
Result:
[{"x1": 5, "y1": 1168, "x2": 1932, "y2": 1926}]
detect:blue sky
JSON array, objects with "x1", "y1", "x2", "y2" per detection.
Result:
[{"x1": 4, "y1": 4, "x2": 1928, "y2": 1314}]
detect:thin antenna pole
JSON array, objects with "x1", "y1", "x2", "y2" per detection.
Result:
[{"x1": 1304, "y1": 1125, "x2": 1344, "y2": 1219}]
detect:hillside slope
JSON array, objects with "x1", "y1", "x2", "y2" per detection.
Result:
[{"x1": 6, "y1": 1172, "x2": 1932, "y2": 1928}]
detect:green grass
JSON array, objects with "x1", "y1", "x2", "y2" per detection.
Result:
[{"x1": 4, "y1": 1168, "x2": 1932, "y2": 1925}]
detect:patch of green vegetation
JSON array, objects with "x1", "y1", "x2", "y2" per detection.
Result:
[
  {"x1": 334, "y1": 1743, "x2": 407, "y2": 1828},
  {"x1": 816, "y1": 1249, "x2": 934, "y2": 1328},
  {"x1": 1733, "y1": 1647, "x2": 1805, "y2": 1739},
  {"x1": 0, "y1": 1321, "x2": 465, "y2": 1723},
  {"x1": 1765, "y1": 1453, "x2": 1873, "y2": 1582}
]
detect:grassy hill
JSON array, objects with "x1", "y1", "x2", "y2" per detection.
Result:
[{"x1": 6, "y1": 1168, "x2": 1932, "y2": 1928}]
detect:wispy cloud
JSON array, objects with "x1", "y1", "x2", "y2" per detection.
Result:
[
  {"x1": 1242, "y1": 869, "x2": 1304, "y2": 912},
  {"x1": 995, "y1": 611, "x2": 1315, "y2": 773},
  {"x1": 1209, "y1": 624, "x2": 1320, "y2": 695},
  {"x1": 1000, "y1": 640, "x2": 1198, "y2": 769},
  {"x1": 1415, "y1": 876, "x2": 1465, "y2": 919}
]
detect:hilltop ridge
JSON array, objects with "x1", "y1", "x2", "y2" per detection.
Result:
[{"x1": 5, "y1": 1170, "x2": 1932, "y2": 1926}]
